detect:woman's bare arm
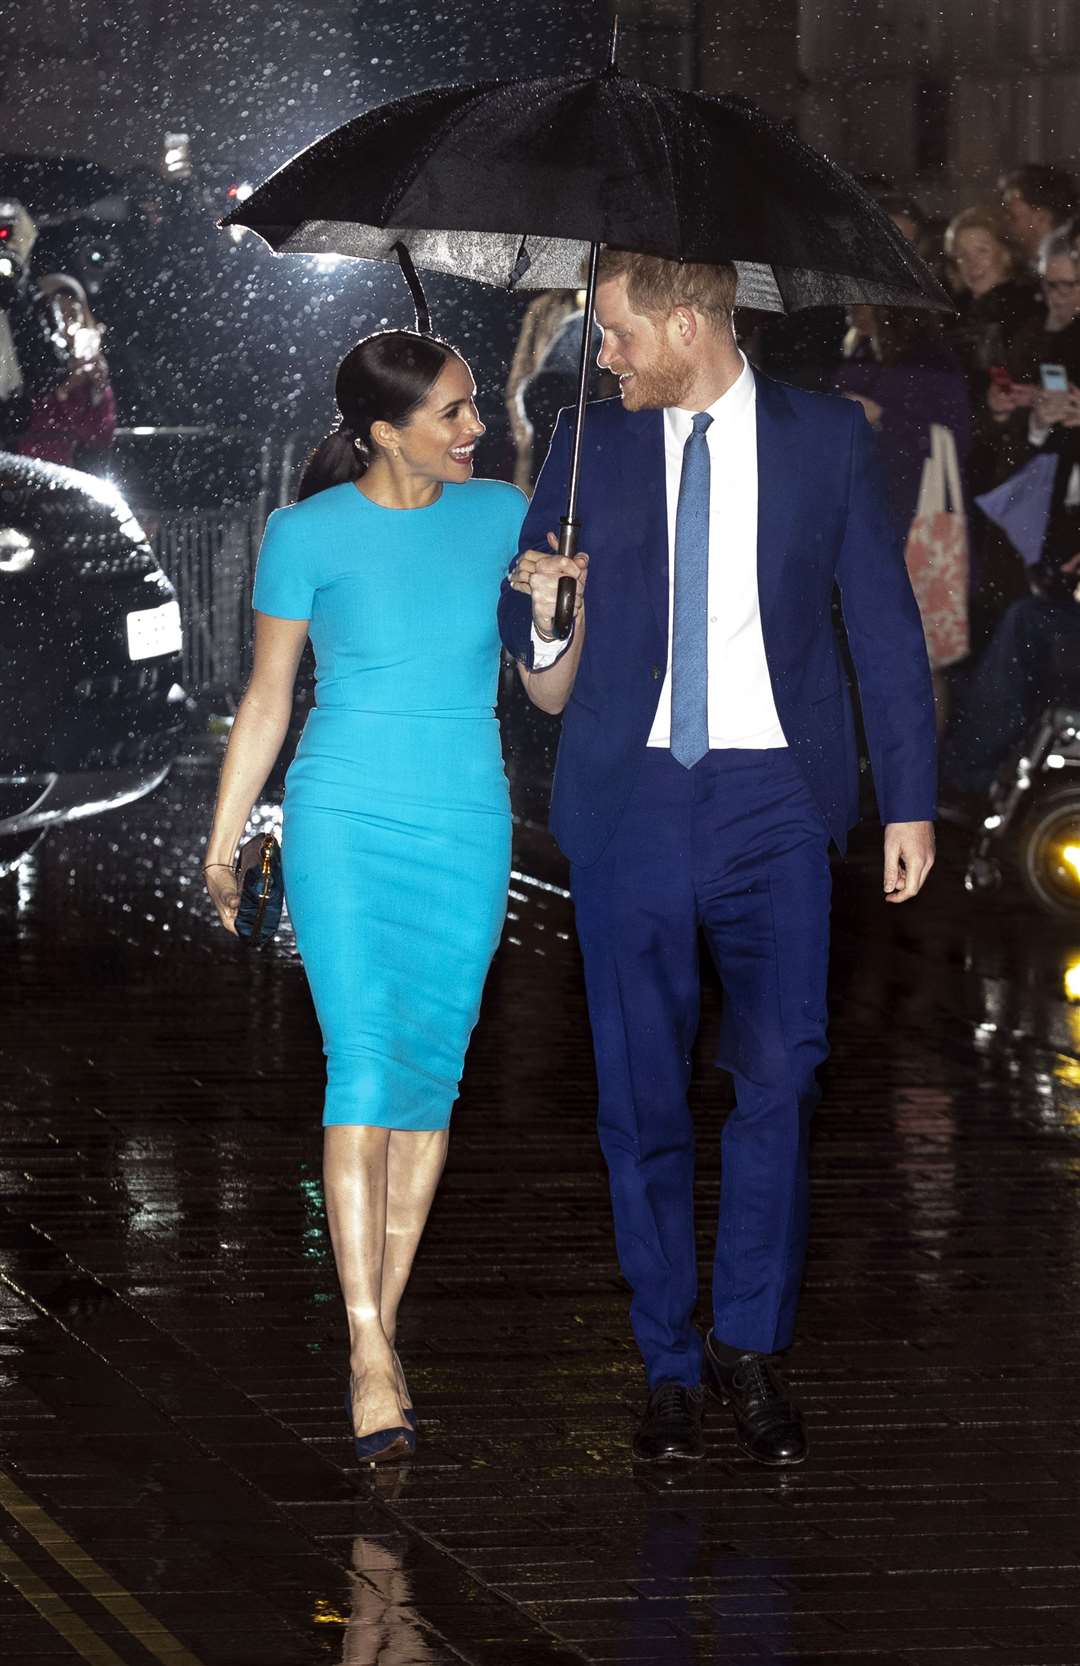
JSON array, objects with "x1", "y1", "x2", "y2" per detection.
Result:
[{"x1": 203, "y1": 612, "x2": 309, "y2": 929}]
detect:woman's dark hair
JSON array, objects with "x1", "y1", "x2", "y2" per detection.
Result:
[{"x1": 296, "y1": 330, "x2": 460, "y2": 501}]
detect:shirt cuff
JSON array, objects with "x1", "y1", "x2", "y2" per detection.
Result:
[
  {"x1": 1028, "y1": 417, "x2": 1052, "y2": 447},
  {"x1": 530, "y1": 623, "x2": 572, "y2": 667}
]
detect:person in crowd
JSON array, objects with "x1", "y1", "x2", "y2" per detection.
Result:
[
  {"x1": 97, "y1": 169, "x2": 254, "y2": 428},
  {"x1": 942, "y1": 562, "x2": 1080, "y2": 795},
  {"x1": 943, "y1": 237, "x2": 1080, "y2": 795},
  {"x1": 0, "y1": 200, "x2": 73, "y2": 447},
  {"x1": 204, "y1": 331, "x2": 527, "y2": 1463},
  {"x1": 999, "y1": 164, "x2": 1079, "y2": 269},
  {"x1": 500, "y1": 250, "x2": 936, "y2": 1468},
  {"x1": 982, "y1": 235, "x2": 1080, "y2": 595},
  {"x1": 944, "y1": 207, "x2": 1039, "y2": 384},
  {"x1": 747, "y1": 190, "x2": 929, "y2": 397},
  {"x1": 878, "y1": 191, "x2": 942, "y2": 272},
  {"x1": 833, "y1": 306, "x2": 971, "y2": 528},
  {"x1": 879, "y1": 192, "x2": 925, "y2": 249},
  {"x1": 998, "y1": 234, "x2": 1080, "y2": 404},
  {"x1": 13, "y1": 275, "x2": 116, "y2": 468},
  {"x1": 505, "y1": 289, "x2": 615, "y2": 492},
  {"x1": 943, "y1": 209, "x2": 1039, "y2": 645},
  {"x1": 833, "y1": 308, "x2": 971, "y2": 723}
]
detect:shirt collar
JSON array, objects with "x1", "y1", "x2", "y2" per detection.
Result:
[{"x1": 663, "y1": 352, "x2": 754, "y2": 444}]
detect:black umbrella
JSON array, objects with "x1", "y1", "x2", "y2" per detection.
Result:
[{"x1": 225, "y1": 18, "x2": 951, "y2": 633}]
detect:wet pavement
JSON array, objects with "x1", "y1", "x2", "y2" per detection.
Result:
[{"x1": 2, "y1": 731, "x2": 1080, "y2": 1666}]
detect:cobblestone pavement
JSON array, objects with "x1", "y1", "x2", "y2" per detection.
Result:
[{"x1": 2, "y1": 737, "x2": 1080, "y2": 1666}]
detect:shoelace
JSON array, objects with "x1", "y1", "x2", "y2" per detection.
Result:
[
  {"x1": 731, "y1": 1355, "x2": 779, "y2": 1402},
  {"x1": 731, "y1": 1356, "x2": 794, "y2": 1427},
  {"x1": 651, "y1": 1381, "x2": 694, "y2": 1423}
]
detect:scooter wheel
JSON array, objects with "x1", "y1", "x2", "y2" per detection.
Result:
[{"x1": 1017, "y1": 788, "x2": 1080, "y2": 918}]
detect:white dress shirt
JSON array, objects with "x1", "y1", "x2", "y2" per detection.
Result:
[{"x1": 532, "y1": 353, "x2": 787, "y2": 751}]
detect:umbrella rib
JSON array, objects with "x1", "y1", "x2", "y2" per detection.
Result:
[
  {"x1": 645, "y1": 87, "x2": 681, "y2": 262},
  {"x1": 380, "y1": 79, "x2": 502, "y2": 235}
]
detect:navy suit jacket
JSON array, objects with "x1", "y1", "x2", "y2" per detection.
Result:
[{"x1": 497, "y1": 369, "x2": 937, "y2": 868}]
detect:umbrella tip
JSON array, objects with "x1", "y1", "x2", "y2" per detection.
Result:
[{"x1": 607, "y1": 13, "x2": 620, "y2": 73}]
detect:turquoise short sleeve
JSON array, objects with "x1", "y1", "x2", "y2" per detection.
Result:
[
  {"x1": 252, "y1": 508, "x2": 315, "y2": 620},
  {"x1": 504, "y1": 484, "x2": 529, "y2": 554}
]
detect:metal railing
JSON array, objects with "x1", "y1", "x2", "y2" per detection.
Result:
[
  {"x1": 127, "y1": 427, "x2": 307, "y2": 706},
  {"x1": 149, "y1": 506, "x2": 264, "y2": 702}
]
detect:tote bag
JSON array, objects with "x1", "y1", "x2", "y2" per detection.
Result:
[{"x1": 904, "y1": 423, "x2": 970, "y2": 669}]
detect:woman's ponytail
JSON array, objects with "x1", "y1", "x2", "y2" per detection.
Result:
[{"x1": 296, "y1": 427, "x2": 367, "y2": 503}]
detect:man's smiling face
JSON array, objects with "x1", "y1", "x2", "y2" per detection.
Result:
[{"x1": 595, "y1": 274, "x2": 694, "y2": 411}]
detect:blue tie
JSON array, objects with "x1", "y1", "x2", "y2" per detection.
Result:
[{"x1": 670, "y1": 411, "x2": 713, "y2": 769}]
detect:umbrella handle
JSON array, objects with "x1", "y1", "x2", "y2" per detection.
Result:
[{"x1": 553, "y1": 523, "x2": 578, "y2": 638}]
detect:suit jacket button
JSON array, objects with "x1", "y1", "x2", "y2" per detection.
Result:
[{"x1": 651, "y1": 666, "x2": 660, "y2": 680}]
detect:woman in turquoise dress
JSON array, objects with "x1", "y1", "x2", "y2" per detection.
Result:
[{"x1": 203, "y1": 331, "x2": 526, "y2": 1461}]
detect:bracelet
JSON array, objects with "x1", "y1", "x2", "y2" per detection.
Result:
[{"x1": 202, "y1": 863, "x2": 234, "y2": 872}]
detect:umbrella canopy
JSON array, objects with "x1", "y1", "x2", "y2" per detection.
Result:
[{"x1": 223, "y1": 70, "x2": 950, "y2": 315}]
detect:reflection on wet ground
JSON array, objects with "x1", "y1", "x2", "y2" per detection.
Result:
[{"x1": 1, "y1": 735, "x2": 1080, "y2": 1664}]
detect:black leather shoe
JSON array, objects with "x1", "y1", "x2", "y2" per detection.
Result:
[
  {"x1": 703, "y1": 1335, "x2": 807, "y2": 1466},
  {"x1": 632, "y1": 1381, "x2": 705, "y2": 1462}
]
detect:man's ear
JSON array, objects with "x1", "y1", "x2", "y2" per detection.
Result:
[{"x1": 672, "y1": 305, "x2": 698, "y2": 344}]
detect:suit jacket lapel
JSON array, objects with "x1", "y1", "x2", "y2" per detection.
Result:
[
  {"x1": 621, "y1": 406, "x2": 668, "y2": 647},
  {"x1": 753, "y1": 369, "x2": 800, "y2": 642}
]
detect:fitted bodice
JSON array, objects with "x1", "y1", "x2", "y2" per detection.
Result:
[{"x1": 252, "y1": 478, "x2": 527, "y2": 716}]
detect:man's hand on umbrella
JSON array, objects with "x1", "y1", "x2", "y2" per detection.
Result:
[
  {"x1": 511, "y1": 533, "x2": 589, "y2": 640},
  {"x1": 883, "y1": 820, "x2": 935, "y2": 904}
]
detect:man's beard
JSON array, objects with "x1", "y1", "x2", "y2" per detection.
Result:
[{"x1": 617, "y1": 342, "x2": 694, "y2": 411}]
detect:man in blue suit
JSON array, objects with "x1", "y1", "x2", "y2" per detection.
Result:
[{"x1": 498, "y1": 250, "x2": 936, "y2": 1466}]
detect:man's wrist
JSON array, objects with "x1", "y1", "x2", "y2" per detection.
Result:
[{"x1": 533, "y1": 620, "x2": 558, "y2": 643}]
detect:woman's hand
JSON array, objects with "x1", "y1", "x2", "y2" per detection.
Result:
[
  {"x1": 1034, "y1": 388, "x2": 1070, "y2": 428},
  {"x1": 511, "y1": 532, "x2": 588, "y2": 638},
  {"x1": 841, "y1": 391, "x2": 883, "y2": 428},
  {"x1": 204, "y1": 862, "x2": 240, "y2": 936}
]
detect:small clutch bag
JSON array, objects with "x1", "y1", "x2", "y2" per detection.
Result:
[{"x1": 234, "y1": 832, "x2": 284, "y2": 948}]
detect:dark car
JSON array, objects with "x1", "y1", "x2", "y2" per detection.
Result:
[{"x1": 0, "y1": 451, "x2": 187, "y2": 871}]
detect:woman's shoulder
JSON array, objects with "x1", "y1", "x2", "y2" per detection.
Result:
[
  {"x1": 457, "y1": 477, "x2": 528, "y2": 510},
  {"x1": 447, "y1": 478, "x2": 529, "y2": 526},
  {"x1": 271, "y1": 483, "x2": 356, "y2": 529}
]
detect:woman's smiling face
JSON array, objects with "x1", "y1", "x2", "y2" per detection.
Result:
[
  {"x1": 951, "y1": 228, "x2": 1011, "y2": 296},
  {"x1": 379, "y1": 354, "x2": 486, "y2": 483}
]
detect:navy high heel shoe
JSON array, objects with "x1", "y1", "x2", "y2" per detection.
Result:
[
  {"x1": 393, "y1": 1351, "x2": 419, "y2": 1433},
  {"x1": 346, "y1": 1381, "x2": 416, "y2": 1465}
]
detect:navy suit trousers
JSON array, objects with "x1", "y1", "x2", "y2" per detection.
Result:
[{"x1": 571, "y1": 747, "x2": 832, "y2": 1388}]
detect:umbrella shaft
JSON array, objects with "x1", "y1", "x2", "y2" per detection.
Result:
[
  {"x1": 554, "y1": 238, "x2": 601, "y2": 637},
  {"x1": 565, "y1": 239, "x2": 601, "y2": 532}
]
